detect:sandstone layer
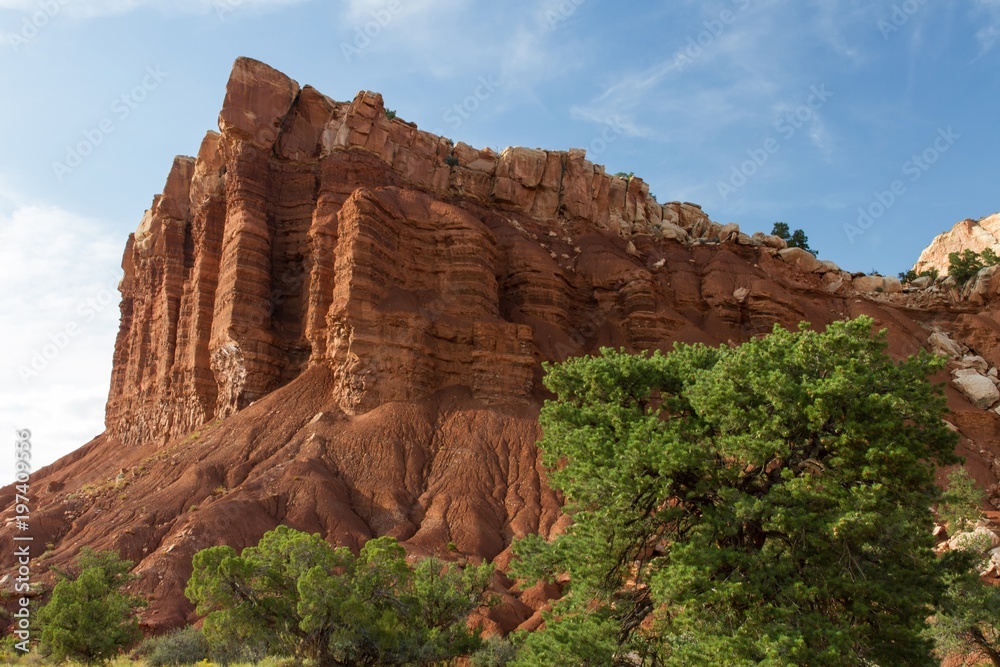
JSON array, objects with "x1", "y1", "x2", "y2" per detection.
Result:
[
  {"x1": 914, "y1": 212, "x2": 1000, "y2": 274},
  {"x1": 4, "y1": 58, "x2": 1000, "y2": 633}
]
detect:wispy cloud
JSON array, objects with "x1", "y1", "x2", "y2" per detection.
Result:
[
  {"x1": 335, "y1": 1, "x2": 589, "y2": 91},
  {"x1": 566, "y1": 3, "x2": 875, "y2": 158},
  {"x1": 973, "y1": 0, "x2": 1000, "y2": 54},
  {"x1": 0, "y1": 198, "x2": 122, "y2": 482}
]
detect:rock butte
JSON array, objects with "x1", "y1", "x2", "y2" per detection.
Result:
[{"x1": 3, "y1": 57, "x2": 1000, "y2": 633}]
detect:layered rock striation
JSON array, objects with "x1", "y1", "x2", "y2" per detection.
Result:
[
  {"x1": 107, "y1": 57, "x2": 719, "y2": 447},
  {"x1": 6, "y1": 58, "x2": 1000, "y2": 633},
  {"x1": 914, "y1": 212, "x2": 1000, "y2": 274}
]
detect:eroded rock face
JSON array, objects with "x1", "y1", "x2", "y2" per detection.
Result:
[
  {"x1": 7, "y1": 57, "x2": 1000, "y2": 634},
  {"x1": 105, "y1": 57, "x2": 718, "y2": 447},
  {"x1": 914, "y1": 212, "x2": 1000, "y2": 274}
]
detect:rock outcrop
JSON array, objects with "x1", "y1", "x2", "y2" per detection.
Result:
[
  {"x1": 105, "y1": 58, "x2": 718, "y2": 448},
  {"x1": 4, "y1": 58, "x2": 1000, "y2": 634},
  {"x1": 914, "y1": 212, "x2": 1000, "y2": 274}
]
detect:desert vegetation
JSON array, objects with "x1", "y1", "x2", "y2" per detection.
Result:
[{"x1": 8, "y1": 318, "x2": 1000, "y2": 666}]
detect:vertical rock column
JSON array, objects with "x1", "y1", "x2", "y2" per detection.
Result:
[
  {"x1": 168, "y1": 131, "x2": 227, "y2": 431},
  {"x1": 210, "y1": 58, "x2": 300, "y2": 416}
]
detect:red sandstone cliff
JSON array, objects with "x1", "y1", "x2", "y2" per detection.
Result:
[{"x1": 4, "y1": 58, "x2": 1000, "y2": 632}]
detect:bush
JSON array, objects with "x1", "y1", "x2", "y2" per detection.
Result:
[
  {"x1": 445, "y1": 155, "x2": 460, "y2": 167},
  {"x1": 928, "y1": 548, "x2": 1000, "y2": 663},
  {"x1": 898, "y1": 268, "x2": 940, "y2": 283},
  {"x1": 948, "y1": 249, "x2": 985, "y2": 283},
  {"x1": 938, "y1": 468, "x2": 985, "y2": 534},
  {"x1": 140, "y1": 627, "x2": 209, "y2": 666},
  {"x1": 385, "y1": 108, "x2": 397, "y2": 120},
  {"x1": 186, "y1": 527, "x2": 493, "y2": 666},
  {"x1": 947, "y1": 248, "x2": 1000, "y2": 284},
  {"x1": 38, "y1": 549, "x2": 146, "y2": 664},
  {"x1": 471, "y1": 637, "x2": 520, "y2": 666}
]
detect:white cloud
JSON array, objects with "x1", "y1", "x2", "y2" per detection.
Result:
[
  {"x1": 341, "y1": 0, "x2": 459, "y2": 21},
  {"x1": 974, "y1": 0, "x2": 1000, "y2": 53},
  {"x1": 567, "y1": 3, "x2": 855, "y2": 154},
  {"x1": 0, "y1": 200, "x2": 122, "y2": 483},
  {"x1": 336, "y1": 0, "x2": 588, "y2": 94}
]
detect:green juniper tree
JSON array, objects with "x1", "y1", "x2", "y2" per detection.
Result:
[
  {"x1": 771, "y1": 222, "x2": 816, "y2": 255},
  {"x1": 926, "y1": 468, "x2": 1000, "y2": 666},
  {"x1": 38, "y1": 549, "x2": 146, "y2": 664},
  {"x1": 186, "y1": 526, "x2": 493, "y2": 666},
  {"x1": 512, "y1": 317, "x2": 958, "y2": 666}
]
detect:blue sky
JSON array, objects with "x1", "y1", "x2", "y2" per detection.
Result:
[{"x1": 1, "y1": 0, "x2": 998, "y2": 479}]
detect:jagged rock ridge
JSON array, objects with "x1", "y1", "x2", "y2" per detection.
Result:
[
  {"x1": 4, "y1": 58, "x2": 1000, "y2": 634},
  {"x1": 106, "y1": 57, "x2": 722, "y2": 447}
]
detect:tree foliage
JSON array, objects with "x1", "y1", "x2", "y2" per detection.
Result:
[
  {"x1": 137, "y1": 626, "x2": 209, "y2": 667},
  {"x1": 929, "y1": 550, "x2": 1000, "y2": 667},
  {"x1": 899, "y1": 267, "x2": 940, "y2": 283},
  {"x1": 512, "y1": 317, "x2": 958, "y2": 666},
  {"x1": 771, "y1": 222, "x2": 816, "y2": 256},
  {"x1": 926, "y1": 467, "x2": 1000, "y2": 665},
  {"x1": 186, "y1": 526, "x2": 493, "y2": 666},
  {"x1": 38, "y1": 549, "x2": 146, "y2": 664},
  {"x1": 948, "y1": 249, "x2": 1000, "y2": 283},
  {"x1": 939, "y1": 467, "x2": 986, "y2": 534}
]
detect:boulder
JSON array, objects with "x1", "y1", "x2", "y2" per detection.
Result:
[
  {"x1": 928, "y1": 332, "x2": 962, "y2": 359},
  {"x1": 949, "y1": 526, "x2": 1000, "y2": 552},
  {"x1": 718, "y1": 222, "x2": 740, "y2": 242},
  {"x1": 659, "y1": 221, "x2": 689, "y2": 243},
  {"x1": 852, "y1": 275, "x2": 902, "y2": 293},
  {"x1": 778, "y1": 247, "x2": 823, "y2": 273},
  {"x1": 816, "y1": 259, "x2": 841, "y2": 274},
  {"x1": 962, "y1": 355, "x2": 990, "y2": 374},
  {"x1": 953, "y1": 367, "x2": 984, "y2": 380},
  {"x1": 762, "y1": 234, "x2": 788, "y2": 250},
  {"x1": 953, "y1": 372, "x2": 1000, "y2": 409}
]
